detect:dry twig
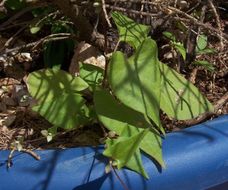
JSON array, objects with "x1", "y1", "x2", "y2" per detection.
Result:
[
  {"x1": 101, "y1": 0, "x2": 112, "y2": 28},
  {"x1": 165, "y1": 6, "x2": 228, "y2": 41},
  {"x1": 110, "y1": 162, "x2": 130, "y2": 190},
  {"x1": 105, "y1": 4, "x2": 159, "y2": 17},
  {"x1": 208, "y1": 0, "x2": 224, "y2": 50},
  {"x1": 0, "y1": 2, "x2": 48, "y2": 29},
  {"x1": 21, "y1": 149, "x2": 41, "y2": 160},
  {"x1": 0, "y1": 33, "x2": 75, "y2": 57},
  {"x1": 7, "y1": 148, "x2": 40, "y2": 169}
]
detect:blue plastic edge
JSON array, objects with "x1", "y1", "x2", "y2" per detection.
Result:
[{"x1": 0, "y1": 115, "x2": 228, "y2": 190}]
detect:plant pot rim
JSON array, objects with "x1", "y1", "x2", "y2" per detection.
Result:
[{"x1": 0, "y1": 115, "x2": 228, "y2": 190}]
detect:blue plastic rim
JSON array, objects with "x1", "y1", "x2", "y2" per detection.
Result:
[{"x1": 0, "y1": 115, "x2": 228, "y2": 190}]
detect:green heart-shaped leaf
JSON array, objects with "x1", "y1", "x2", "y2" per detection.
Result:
[
  {"x1": 104, "y1": 127, "x2": 149, "y2": 178},
  {"x1": 112, "y1": 11, "x2": 150, "y2": 49},
  {"x1": 159, "y1": 63, "x2": 214, "y2": 119},
  {"x1": 32, "y1": 94, "x2": 89, "y2": 129},
  {"x1": 79, "y1": 63, "x2": 104, "y2": 91},
  {"x1": 27, "y1": 69, "x2": 90, "y2": 129},
  {"x1": 27, "y1": 69, "x2": 89, "y2": 103},
  {"x1": 94, "y1": 89, "x2": 164, "y2": 175},
  {"x1": 108, "y1": 38, "x2": 163, "y2": 132},
  {"x1": 196, "y1": 34, "x2": 207, "y2": 51}
]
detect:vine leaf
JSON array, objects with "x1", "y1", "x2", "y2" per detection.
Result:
[
  {"x1": 196, "y1": 34, "x2": 207, "y2": 51},
  {"x1": 27, "y1": 69, "x2": 89, "y2": 103},
  {"x1": 193, "y1": 60, "x2": 215, "y2": 72},
  {"x1": 112, "y1": 11, "x2": 150, "y2": 49},
  {"x1": 172, "y1": 42, "x2": 186, "y2": 60},
  {"x1": 163, "y1": 31, "x2": 186, "y2": 60},
  {"x1": 79, "y1": 63, "x2": 104, "y2": 91},
  {"x1": 159, "y1": 63, "x2": 214, "y2": 120},
  {"x1": 32, "y1": 94, "x2": 89, "y2": 129},
  {"x1": 104, "y1": 127, "x2": 149, "y2": 178},
  {"x1": 108, "y1": 38, "x2": 163, "y2": 132},
  {"x1": 163, "y1": 31, "x2": 176, "y2": 41},
  {"x1": 27, "y1": 69, "x2": 90, "y2": 130},
  {"x1": 94, "y1": 89, "x2": 164, "y2": 178}
]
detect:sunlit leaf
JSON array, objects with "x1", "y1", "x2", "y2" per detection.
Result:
[
  {"x1": 27, "y1": 69, "x2": 90, "y2": 130},
  {"x1": 108, "y1": 38, "x2": 163, "y2": 132},
  {"x1": 196, "y1": 34, "x2": 207, "y2": 51},
  {"x1": 30, "y1": 26, "x2": 41, "y2": 34},
  {"x1": 104, "y1": 127, "x2": 149, "y2": 178},
  {"x1": 104, "y1": 128, "x2": 148, "y2": 168},
  {"x1": 112, "y1": 11, "x2": 150, "y2": 49},
  {"x1": 27, "y1": 69, "x2": 89, "y2": 103},
  {"x1": 32, "y1": 93, "x2": 89, "y2": 129},
  {"x1": 94, "y1": 89, "x2": 164, "y2": 173},
  {"x1": 193, "y1": 60, "x2": 215, "y2": 72},
  {"x1": 159, "y1": 62, "x2": 214, "y2": 119},
  {"x1": 163, "y1": 31, "x2": 176, "y2": 41},
  {"x1": 173, "y1": 42, "x2": 186, "y2": 60},
  {"x1": 79, "y1": 63, "x2": 104, "y2": 91},
  {"x1": 196, "y1": 48, "x2": 216, "y2": 55},
  {"x1": 94, "y1": 89, "x2": 152, "y2": 132}
]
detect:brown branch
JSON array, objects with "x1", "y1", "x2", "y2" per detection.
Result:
[
  {"x1": 21, "y1": 149, "x2": 41, "y2": 160},
  {"x1": 105, "y1": 4, "x2": 160, "y2": 17},
  {"x1": 4, "y1": 25, "x2": 27, "y2": 47},
  {"x1": 0, "y1": 2, "x2": 49, "y2": 29},
  {"x1": 101, "y1": 0, "x2": 112, "y2": 28},
  {"x1": 110, "y1": 163, "x2": 130, "y2": 190},
  {"x1": 208, "y1": 0, "x2": 224, "y2": 50},
  {"x1": 7, "y1": 148, "x2": 40, "y2": 169},
  {"x1": 0, "y1": 33, "x2": 75, "y2": 56},
  {"x1": 165, "y1": 6, "x2": 228, "y2": 41}
]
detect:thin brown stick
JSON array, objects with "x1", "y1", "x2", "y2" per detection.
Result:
[
  {"x1": 186, "y1": 0, "x2": 201, "y2": 13},
  {"x1": 0, "y1": 33, "x2": 75, "y2": 56},
  {"x1": 110, "y1": 163, "x2": 130, "y2": 190},
  {"x1": 166, "y1": 6, "x2": 228, "y2": 40},
  {"x1": 21, "y1": 149, "x2": 41, "y2": 160},
  {"x1": 208, "y1": 0, "x2": 224, "y2": 50},
  {"x1": 0, "y1": 2, "x2": 48, "y2": 29},
  {"x1": 31, "y1": 33, "x2": 75, "y2": 50},
  {"x1": 0, "y1": 21, "x2": 30, "y2": 32},
  {"x1": 69, "y1": 42, "x2": 84, "y2": 76},
  {"x1": 0, "y1": 42, "x2": 37, "y2": 56},
  {"x1": 7, "y1": 148, "x2": 40, "y2": 169},
  {"x1": 101, "y1": 0, "x2": 112, "y2": 28},
  {"x1": 105, "y1": 4, "x2": 159, "y2": 17},
  {"x1": 4, "y1": 25, "x2": 27, "y2": 47}
]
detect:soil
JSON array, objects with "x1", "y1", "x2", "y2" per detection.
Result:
[{"x1": 0, "y1": 1, "x2": 227, "y2": 151}]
